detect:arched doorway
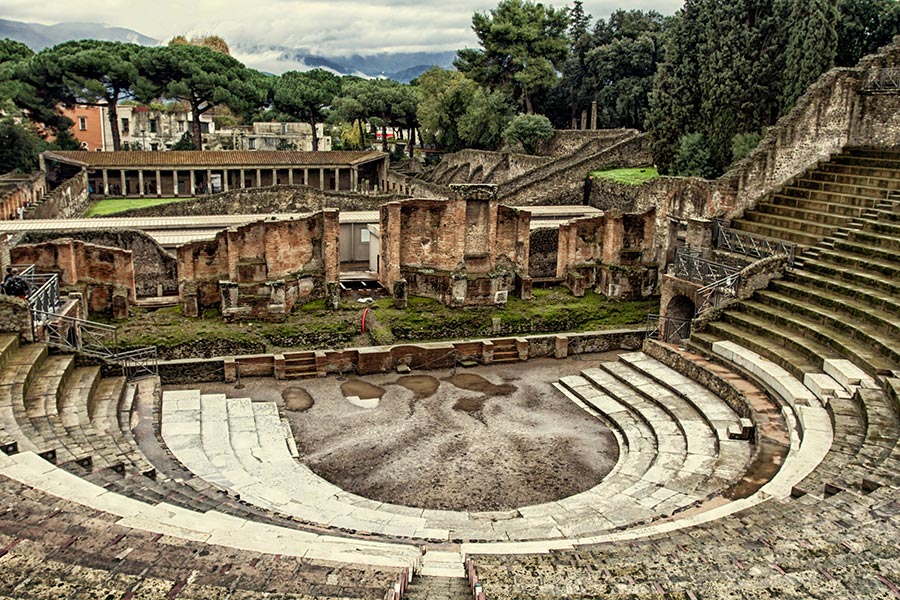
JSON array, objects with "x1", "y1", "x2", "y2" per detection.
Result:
[{"x1": 663, "y1": 295, "x2": 696, "y2": 344}]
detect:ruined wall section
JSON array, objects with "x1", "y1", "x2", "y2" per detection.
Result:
[
  {"x1": 29, "y1": 172, "x2": 89, "y2": 220},
  {"x1": 379, "y1": 191, "x2": 531, "y2": 307},
  {"x1": 537, "y1": 128, "x2": 640, "y2": 157},
  {"x1": 177, "y1": 210, "x2": 339, "y2": 321},
  {"x1": 497, "y1": 134, "x2": 653, "y2": 206},
  {"x1": 18, "y1": 229, "x2": 177, "y2": 298},
  {"x1": 11, "y1": 239, "x2": 135, "y2": 318}
]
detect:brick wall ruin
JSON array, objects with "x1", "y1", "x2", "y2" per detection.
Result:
[
  {"x1": 379, "y1": 185, "x2": 530, "y2": 307},
  {"x1": 20, "y1": 230, "x2": 177, "y2": 298},
  {"x1": 177, "y1": 210, "x2": 340, "y2": 321},
  {"x1": 28, "y1": 172, "x2": 90, "y2": 220},
  {"x1": 11, "y1": 238, "x2": 135, "y2": 318},
  {"x1": 556, "y1": 210, "x2": 657, "y2": 298},
  {"x1": 0, "y1": 172, "x2": 46, "y2": 221}
]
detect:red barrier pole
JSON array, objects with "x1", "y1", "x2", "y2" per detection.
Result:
[{"x1": 361, "y1": 306, "x2": 370, "y2": 334}]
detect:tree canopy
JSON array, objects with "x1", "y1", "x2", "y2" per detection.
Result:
[{"x1": 274, "y1": 69, "x2": 342, "y2": 151}]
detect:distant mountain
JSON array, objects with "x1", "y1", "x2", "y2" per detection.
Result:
[
  {"x1": 0, "y1": 18, "x2": 455, "y2": 81},
  {"x1": 0, "y1": 18, "x2": 158, "y2": 49}
]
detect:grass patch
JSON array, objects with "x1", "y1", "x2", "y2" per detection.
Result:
[
  {"x1": 84, "y1": 197, "x2": 192, "y2": 217},
  {"x1": 591, "y1": 167, "x2": 659, "y2": 186},
  {"x1": 113, "y1": 288, "x2": 659, "y2": 359}
]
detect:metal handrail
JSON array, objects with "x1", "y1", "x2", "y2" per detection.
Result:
[
  {"x1": 645, "y1": 314, "x2": 693, "y2": 344},
  {"x1": 864, "y1": 68, "x2": 900, "y2": 92},
  {"x1": 673, "y1": 246, "x2": 740, "y2": 286},
  {"x1": 697, "y1": 273, "x2": 741, "y2": 314},
  {"x1": 716, "y1": 226, "x2": 796, "y2": 265}
]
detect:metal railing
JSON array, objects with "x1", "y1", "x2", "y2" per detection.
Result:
[
  {"x1": 645, "y1": 314, "x2": 692, "y2": 344},
  {"x1": 864, "y1": 68, "x2": 900, "y2": 92},
  {"x1": 673, "y1": 246, "x2": 741, "y2": 286},
  {"x1": 697, "y1": 273, "x2": 741, "y2": 314},
  {"x1": 715, "y1": 226, "x2": 796, "y2": 265},
  {"x1": 118, "y1": 347, "x2": 159, "y2": 381}
]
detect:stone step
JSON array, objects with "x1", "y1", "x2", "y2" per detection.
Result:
[
  {"x1": 418, "y1": 550, "x2": 466, "y2": 578},
  {"x1": 816, "y1": 246, "x2": 900, "y2": 280},
  {"x1": 728, "y1": 219, "x2": 822, "y2": 246},
  {"x1": 769, "y1": 193, "x2": 873, "y2": 216},
  {"x1": 829, "y1": 153, "x2": 900, "y2": 170},
  {"x1": 807, "y1": 167, "x2": 900, "y2": 191},
  {"x1": 816, "y1": 160, "x2": 900, "y2": 181},
  {"x1": 793, "y1": 176, "x2": 896, "y2": 199},
  {"x1": 858, "y1": 215, "x2": 900, "y2": 237},
  {"x1": 843, "y1": 147, "x2": 900, "y2": 160},
  {"x1": 701, "y1": 320, "x2": 821, "y2": 381},
  {"x1": 771, "y1": 277, "x2": 900, "y2": 337},
  {"x1": 738, "y1": 211, "x2": 845, "y2": 237},
  {"x1": 779, "y1": 184, "x2": 885, "y2": 206},
  {"x1": 755, "y1": 202, "x2": 859, "y2": 226},
  {"x1": 833, "y1": 236, "x2": 900, "y2": 263},
  {"x1": 58, "y1": 366, "x2": 101, "y2": 429},
  {"x1": 729, "y1": 300, "x2": 895, "y2": 377},
  {"x1": 846, "y1": 227, "x2": 900, "y2": 253},
  {"x1": 750, "y1": 291, "x2": 900, "y2": 367},
  {"x1": 801, "y1": 256, "x2": 900, "y2": 297},
  {"x1": 404, "y1": 575, "x2": 471, "y2": 600},
  {"x1": 0, "y1": 335, "x2": 19, "y2": 374},
  {"x1": 88, "y1": 376, "x2": 127, "y2": 433}
]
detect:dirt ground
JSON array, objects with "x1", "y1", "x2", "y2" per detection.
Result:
[{"x1": 182, "y1": 352, "x2": 622, "y2": 512}]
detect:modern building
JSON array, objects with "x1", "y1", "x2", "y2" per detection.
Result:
[
  {"x1": 212, "y1": 122, "x2": 331, "y2": 152},
  {"x1": 62, "y1": 104, "x2": 216, "y2": 152}
]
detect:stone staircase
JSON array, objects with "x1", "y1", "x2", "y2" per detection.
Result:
[
  {"x1": 282, "y1": 350, "x2": 318, "y2": 378},
  {"x1": 404, "y1": 550, "x2": 469, "y2": 600},
  {"x1": 692, "y1": 148, "x2": 900, "y2": 383}
]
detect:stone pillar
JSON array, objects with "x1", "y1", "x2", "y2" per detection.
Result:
[
  {"x1": 321, "y1": 209, "x2": 341, "y2": 282},
  {"x1": 240, "y1": 169, "x2": 246, "y2": 189},
  {"x1": 381, "y1": 202, "x2": 403, "y2": 289},
  {"x1": 571, "y1": 116, "x2": 578, "y2": 130},
  {"x1": 102, "y1": 170, "x2": 109, "y2": 195},
  {"x1": 319, "y1": 168, "x2": 325, "y2": 191},
  {"x1": 392, "y1": 278, "x2": 407, "y2": 309},
  {"x1": 256, "y1": 169, "x2": 262, "y2": 188},
  {"x1": 172, "y1": 170, "x2": 179, "y2": 196},
  {"x1": 580, "y1": 110, "x2": 588, "y2": 130},
  {"x1": 554, "y1": 335, "x2": 569, "y2": 359},
  {"x1": 590, "y1": 101, "x2": 598, "y2": 130},
  {"x1": 272, "y1": 168, "x2": 277, "y2": 186},
  {"x1": 138, "y1": 170, "x2": 145, "y2": 197},
  {"x1": 482, "y1": 340, "x2": 495, "y2": 364},
  {"x1": 206, "y1": 169, "x2": 212, "y2": 193},
  {"x1": 120, "y1": 170, "x2": 127, "y2": 196},
  {"x1": 155, "y1": 170, "x2": 162, "y2": 197},
  {"x1": 303, "y1": 168, "x2": 309, "y2": 186},
  {"x1": 602, "y1": 212, "x2": 625, "y2": 265},
  {"x1": 288, "y1": 168, "x2": 294, "y2": 185},
  {"x1": 189, "y1": 170, "x2": 196, "y2": 196},
  {"x1": 334, "y1": 167, "x2": 340, "y2": 191},
  {"x1": 351, "y1": 168, "x2": 358, "y2": 192},
  {"x1": 223, "y1": 169, "x2": 229, "y2": 192}
]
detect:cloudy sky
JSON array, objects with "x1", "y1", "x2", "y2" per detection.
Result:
[{"x1": 1, "y1": 1, "x2": 684, "y2": 58}]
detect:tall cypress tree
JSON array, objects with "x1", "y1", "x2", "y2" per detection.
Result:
[
  {"x1": 781, "y1": 0, "x2": 839, "y2": 112},
  {"x1": 646, "y1": 0, "x2": 705, "y2": 174}
]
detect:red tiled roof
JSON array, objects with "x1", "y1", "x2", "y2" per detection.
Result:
[{"x1": 44, "y1": 150, "x2": 386, "y2": 169}]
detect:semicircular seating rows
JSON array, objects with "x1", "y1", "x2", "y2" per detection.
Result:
[
  {"x1": 468, "y1": 147, "x2": 900, "y2": 598},
  {"x1": 0, "y1": 145, "x2": 897, "y2": 598}
]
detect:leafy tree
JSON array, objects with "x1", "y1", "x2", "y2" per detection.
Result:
[
  {"x1": 672, "y1": 132, "x2": 713, "y2": 178},
  {"x1": 0, "y1": 39, "x2": 33, "y2": 113},
  {"x1": 172, "y1": 131, "x2": 196, "y2": 150},
  {"x1": 139, "y1": 45, "x2": 268, "y2": 150},
  {"x1": 781, "y1": 0, "x2": 839, "y2": 112},
  {"x1": 459, "y1": 87, "x2": 515, "y2": 149},
  {"x1": 46, "y1": 40, "x2": 142, "y2": 151},
  {"x1": 416, "y1": 68, "x2": 479, "y2": 151},
  {"x1": 582, "y1": 10, "x2": 668, "y2": 130},
  {"x1": 169, "y1": 35, "x2": 231, "y2": 55},
  {"x1": 274, "y1": 69, "x2": 341, "y2": 151},
  {"x1": 646, "y1": 0, "x2": 705, "y2": 174},
  {"x1": 836, "y1": 0, "x2": 900, "y2": 66},
  {"x1": 0, "y1": 117, "x2": 40, "y2": 173},
  {"x1": 455, "y1": 0, "x2": 569, "y2": 114},
  {"x1": 503, "y1": 113, "x2": 554, "y2": 154},
  {"x1": 731, "y1": 131, "x2": 763, "y2": 164},
  {"x1": 331, "y1": 88, "x2": 369, "y2": 150},
  {"x1": 559, "y1": 0, "x2": 594, "y2": 123}
]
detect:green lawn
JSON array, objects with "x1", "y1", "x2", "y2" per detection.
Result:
[
  {"x1": 84, "y1": 197, "x2": 192, "y2": 217},
  {"x1": 591, "y1": 167, "x2": 659, "y2": 186}
]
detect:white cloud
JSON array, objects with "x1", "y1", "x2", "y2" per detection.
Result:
[{"x1": 1, "y1": 0, "x2": 684, "y2": 55}]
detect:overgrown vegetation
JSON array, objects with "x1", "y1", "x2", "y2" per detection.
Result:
[
  {"x1": 84, "y1": 197, "x2": 192, "y2": 217},
  {"x1": 591, "y1": 167, "x2": 659, "y2": 186},
  {"x1": 114, "y1": 289, "x2": 658, "y2": 359}
]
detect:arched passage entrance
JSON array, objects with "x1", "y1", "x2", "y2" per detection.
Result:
[{"x1": 663, "y1": 295, "x2": 696, "y2": 343}]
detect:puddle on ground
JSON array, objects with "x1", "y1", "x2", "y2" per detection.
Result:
[
  {"x1": 390, "y1": 375, "x2": 440, "y2": 398},
  {"x1": 282, "y1": 388, "x2": 314, "y2": 412},
  {"x1": 341, "y1": 379, "x2": 386, "y2": 400},
  {"x1": 443, "y1": 373, "x2": 517, "y2": 397},
  {"x1": 453, "y1": 396, "x2": 485, "y2": 413}
]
